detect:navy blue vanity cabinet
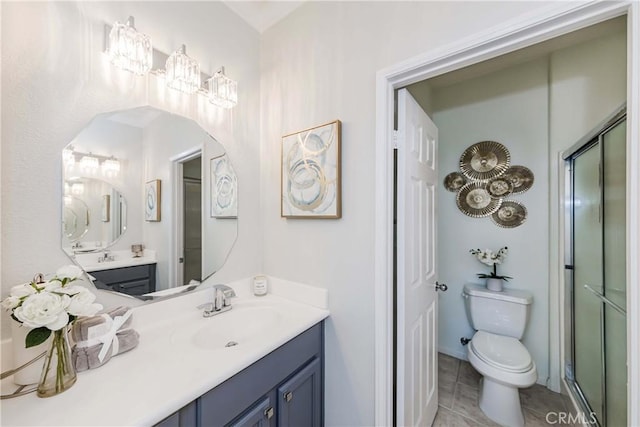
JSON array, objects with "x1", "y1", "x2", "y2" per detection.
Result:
[
  {"x1": 90, "y1": 263, "x2": 156, "y2": 296},
  {"x1": 154, "y1": 322, "x2": 324, "y2": 427}
]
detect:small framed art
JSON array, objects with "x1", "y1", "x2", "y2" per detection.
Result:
[{"x1": 145, "y1": 179, "x2": 161, "y2": 222}]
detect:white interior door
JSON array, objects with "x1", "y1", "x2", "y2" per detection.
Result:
[{"x1": 396, "y1": 88, "x2": 439, "y2": 426}]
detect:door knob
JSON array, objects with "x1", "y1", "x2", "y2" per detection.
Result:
[{"x1": 435, "y1": 282, "x2": 448, "y2": 292}]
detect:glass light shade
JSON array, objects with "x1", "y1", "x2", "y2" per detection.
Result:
[
  {"x1": 71, "y1": 183, "x2": 84, "y2": 195},
  {"x1": 79, "y1": 155, "x2": 99, "y2": 173},
  {"x1": 165, "y1": 45, "x2": 201, "y2": 94},
  {"x1": 62, "y1": 149, "x2": 75, "y2": 167},
  {"x1": 102, "y1": 158, "x2": 121, "y2": 177},
  {"x1": 108, "y1": 17, "x2": 152, "y2": 76},
  {"x1": 207, "y1": 68, "x2": 238, "y2": 109}
]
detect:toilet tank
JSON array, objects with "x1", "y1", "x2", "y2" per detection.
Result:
[{"x1": 462, "y1": 283, "x2": 533, "y2": 339}]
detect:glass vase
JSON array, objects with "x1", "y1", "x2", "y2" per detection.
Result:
[{"x1": 37, "y1": 327, "x2": 77, "y2": 397}]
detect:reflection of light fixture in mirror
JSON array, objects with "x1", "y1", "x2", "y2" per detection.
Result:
[
  {"x1": 108, "y1": 16, "x2": 152, "y2": 76},
  {"x1": 165, "y1": 44, "x2": 201, "y2": 94},
  {"x1": 101, "y1": 158, "x2": 121, "y2": 178},
  {"x1": 71, "y1": 183, "x2": 84, "y2": 195},
  {"x1": 207, "y1": 67, "x2": 238, "y2": 109},
  {"x1": 80, "y1": 155, "x2": 99, "y2": 173},
  {"x1": 63, "y1": 148, "x2": 75, "y2": 167}
]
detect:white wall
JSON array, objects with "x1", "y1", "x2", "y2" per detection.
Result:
[
  {"x1": 432, "y1": 58, "x2": 551, "y2": 382},
  {"x1": 259, "y1": 2, "x2": 555, "y2": 425},
  {"x1": 1, "y1": 1, "x2": 261, "y2": 337}
]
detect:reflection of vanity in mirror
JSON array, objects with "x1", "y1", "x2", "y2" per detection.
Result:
[{"x1": 62, "y1": 106, "x2": 238, "y2": 298}]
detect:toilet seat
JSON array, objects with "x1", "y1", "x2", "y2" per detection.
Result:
[{"x1": 470, "y1": 331, "x2": 533, "y2": 373}]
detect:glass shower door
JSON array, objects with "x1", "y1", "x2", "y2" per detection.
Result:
[
  {"x1": 573, "y1": 143, "x2": 604, "y2": 422},
  {"x1": 568, "y1": 114, "x2": 627, "y2": 427}
]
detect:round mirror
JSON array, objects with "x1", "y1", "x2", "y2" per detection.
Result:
[
  {"x1": 63, "y1": 196, "x2": 90, "y2": 242},
  {"x1": 61, "y1": 106, "x2": 238, "y2": 299},
  {"x1": 62, "y1": 178, "x2": 127, "y2": 253}
]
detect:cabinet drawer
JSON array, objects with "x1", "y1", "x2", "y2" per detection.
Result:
[{"x1": 91, "y1": 265, "x2": 152, "y2": 284}]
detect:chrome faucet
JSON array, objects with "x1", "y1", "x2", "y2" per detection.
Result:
[
  {"x1": 198, "y1": 284, "x2": 236, "y2": 317},
  {"x1": 97, "y1": 250, "x2": 115, "y2": 263}
]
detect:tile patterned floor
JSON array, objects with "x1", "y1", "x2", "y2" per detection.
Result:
[{"x1": 434, "y1": 353, "x2": 575, "y2": 427}]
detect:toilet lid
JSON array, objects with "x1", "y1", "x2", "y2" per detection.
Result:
[{"x1": 470, "y1": 331, "x2": 533, "y2": 373}]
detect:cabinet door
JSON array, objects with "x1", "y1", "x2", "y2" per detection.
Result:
[
  {"x1": 277, "y1": 358, "x2": 321, "y2": 427},
  {"x1": 228, "y1": 395, "x2": 273, "y2": 427}
]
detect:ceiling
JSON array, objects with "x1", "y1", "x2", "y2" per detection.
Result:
[{"x1": 222, "y1": 1, "x2": 305, "y2": 33}]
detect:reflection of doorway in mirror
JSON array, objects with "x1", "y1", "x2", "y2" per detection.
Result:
[
  {"x1": 101, "y1": 195, "x2": 110, "y2": 222},
  {"x1": 176, "y1": 154, "x2": 202, "y2": 286}
]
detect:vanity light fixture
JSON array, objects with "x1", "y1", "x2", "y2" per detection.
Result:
[
  {"x1": 108, "y1": 16, "x2": 152, "y2": 76},
  {"x1": 101, "y1": 158, "x2": 121, "y2": 178},
  {"x1": 71, "y1": 183, "x2": 85, "y2": 196},
  {"x1": 207, "y1": 67, "x2": 238, "y2": 109},
  {"x1": 63, "y1": 148, "x2": 75, "y2": 167},
  {"x1": 80, "y1": 155, "x2": 100, "y2": 173},
  {"x1": 104, "y1": 19, "x2": 237, "y2": 107},
  {"x1": 165, "y1": 44, "x2": 201, "y2": 94}
]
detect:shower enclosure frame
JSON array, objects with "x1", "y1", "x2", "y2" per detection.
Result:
[{"x1": 562, "y1": 106, "x2": 627, "y2": 427}]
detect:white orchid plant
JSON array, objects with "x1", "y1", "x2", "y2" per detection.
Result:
[
  {"x1": 469, "y1": 246, "x2": 512, "y2": 281},
  {"x1": 2, "y1": 265, "x2": 103, "y2": 348}
]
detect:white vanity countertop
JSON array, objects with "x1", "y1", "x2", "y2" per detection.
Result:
[
  {"x1": 75, "y1": 249, "x2": 157, "y2": 272},
  {"x1": 1, "y1": 277, "x2": 330, "y2": 426}
]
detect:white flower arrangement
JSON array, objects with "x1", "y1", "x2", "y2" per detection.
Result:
[
  {"x1": 2, "y1": 265, "x2": 103, "y2": 348},
  {"x1": 469, "y1": 246, "x2": 512, "y2": 281}
]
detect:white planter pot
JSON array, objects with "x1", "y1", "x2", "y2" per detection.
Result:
[{"x1": 486, "y1": 278, "x2": 504, "y2": 292}]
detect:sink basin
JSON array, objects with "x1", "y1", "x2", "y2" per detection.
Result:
[{"x1": 171, "y1": 304, "x2": 285, "y2": 350}]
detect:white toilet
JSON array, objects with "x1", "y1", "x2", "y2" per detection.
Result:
[{"x1": 462, "y1": 283, "x2": 537, "y2": 427}]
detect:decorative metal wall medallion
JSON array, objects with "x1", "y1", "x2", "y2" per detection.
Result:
[
  {"x1": 502, "y1": 165, "x2": 534, "y2": 195},
  {"x1": 485, "y1": 177, "x2": 514, "y2": 199},
  {"x1": 459, "y1": 141, "x2": 510, "y2": 181},
  {"x1": 443, "y1": 172, "x2": 467, "y2": 192},
  {"x1": 491, "y1": 200, "x2": 527, "y2": 228},
  {"x1": 456, "y1": 182, "x2": 502, "y2": 218}
]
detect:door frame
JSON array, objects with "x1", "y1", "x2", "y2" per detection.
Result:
[{"x1": 373, "y1": 2, "x2": 640, "y2": 426}]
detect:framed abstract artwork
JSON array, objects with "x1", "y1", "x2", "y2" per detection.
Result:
[
  {"x1": 281, "y1": 120, "x2": 342, "y2": 219},
  {"x1": 210, "y1": 154, "x2": 238, "y2": 218},
  {"x1": 145, "y1": 179, "x2": 161, "y2": 222}
]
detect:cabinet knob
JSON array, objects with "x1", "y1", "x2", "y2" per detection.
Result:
[
  {"x1": 264, "y1": 407, "x2": 274, "y2": 419},
  {"x1": 284, "y1": 391, "x2": 293, "y2": 402}
]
